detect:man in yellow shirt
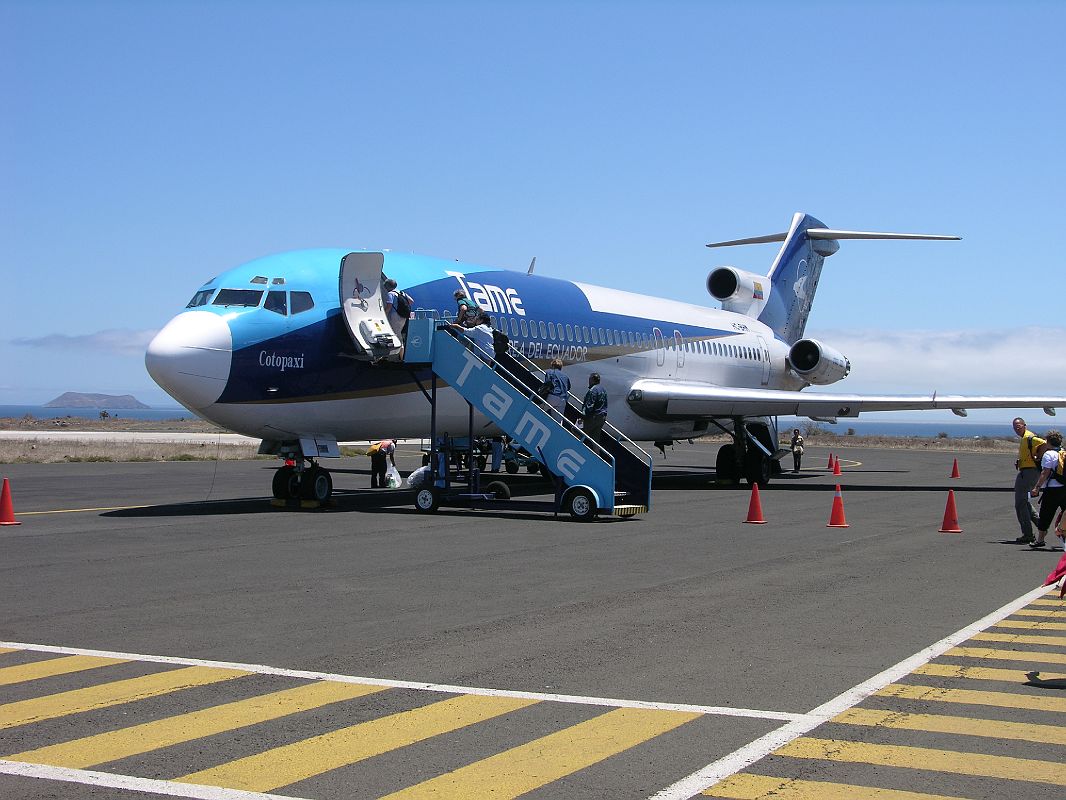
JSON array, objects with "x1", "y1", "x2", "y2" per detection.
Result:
[{"x1": 1013, "y1": 417, "x2": 1045, "y2": 543}]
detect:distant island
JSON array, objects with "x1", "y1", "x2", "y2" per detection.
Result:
[{"x1": 44, "y1": 392, "x2": 151, "y2": 410}]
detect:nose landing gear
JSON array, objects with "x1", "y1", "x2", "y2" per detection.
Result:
[{"x1": 271, "y1": 457, "x2": 334, "y2": 508}]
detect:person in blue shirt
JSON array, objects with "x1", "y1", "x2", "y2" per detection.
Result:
[
  {"x1": 581, "y1": 372, "x2": 608, "y2": 446},
  {"x1": 542, "y1": 359, "x2": 571, "y2": 415}
]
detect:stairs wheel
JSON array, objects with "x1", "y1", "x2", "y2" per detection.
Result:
[
  {"x1": 485, "y1": 480, "x2": 511, "y2": 500},
  {"x1": 414, "y1": 487, "x2": 440, "y2": 513},
  {"x1": 565, "y1": 487, "x2": 598, "y2": 521}
]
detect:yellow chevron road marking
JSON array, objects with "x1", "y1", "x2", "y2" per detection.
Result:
[
  {"x1": 0, "y1": 655, "x2": 129, "y2": 687},
  {"x1": 1010, "y1": 609, "x2": 1062, "y2": 617},
  {"x1": 179, "y1": 694, "x2": 538, "y2": 791},
  {"x1": 380, "y1": 707, "x2": 701, "y2": 799},
  {"x1": 946, "y1": 646, "x2": 1066, "y2": 664},
  {"x1": 0, "y1": 666, "x2": 248, "y2": 729},
  {"x1": 835, "y1": 707, "x2": 1066, "y2": 745},
  {"x1": 915, "y1": 662, "x2": 1066, "y2": 682},
  {"x1": 5, "y1": 680, "x2": 385, "y2": 768},
  {"x1": 1026, "y1": 598, "x2": 1065, "y2": 606},
  {"x1": 877, "y1": 683, "x2": 1066, "y2": 713},
  {"x1": 972, "y1": 631, "x2": 1066, "y2": 646},
  {"x1": 777, "y1": 737, "x2": 1066, "y2": 785},
  {"x1": 995, "y1": 619, "x2": 1066, "y2": 630},
  {"x1": 0, "y1": 648, "x2": 17, "y2": 656},
  {"x1": 704, "y1": 772, "x2": 971, "y2": 799}
]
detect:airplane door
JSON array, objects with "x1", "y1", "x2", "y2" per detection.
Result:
[
  {"x1": 674, "y1": 330, "x2": 685, "y2": 369},
  {"x1": 652, "y1": 327, "x2": 665, "y2": 367},
  {"x1": 338, "y1": 252, "x2": 400, "y2": 360},
  {"x1": 756, "y1": 335, "x2": 771, "y2": 386}
]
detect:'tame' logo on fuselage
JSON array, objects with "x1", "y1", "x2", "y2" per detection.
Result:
[{"x1": 447, "y1": 271, "x2": 526, "y2": 317}]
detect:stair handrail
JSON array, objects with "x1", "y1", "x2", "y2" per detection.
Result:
[{"x1": 503, "y1": 341, "x2": 653, "y2": 466}]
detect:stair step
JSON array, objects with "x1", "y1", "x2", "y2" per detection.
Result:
[{"x1": 613, "y1": 504, "x2": 646, "y2": 518}]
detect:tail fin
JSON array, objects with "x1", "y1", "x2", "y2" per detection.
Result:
[
  {"x1": 706, "y1": 212, "x2": 959, "y2": 345},
  {"x1": 757, "y1": 212, "x2": 831, "y2": 344}
]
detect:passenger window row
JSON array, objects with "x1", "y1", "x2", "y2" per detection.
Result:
[{"x1": 492, "y1": 316, "x2": 763, "y2": 361}]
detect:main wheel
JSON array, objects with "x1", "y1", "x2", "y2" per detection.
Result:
[
  {"x1": 526, "y1": 462, "x2": 540, "y2": 474},
  {"x1": 484, "y1": 480, "x2": 511, "y2": 500},
  {"x1": 505, "y1": 461, "x2": 519, "y2": 474},
  {"x1": 565, "y1": 487, "x2": 597, "y2": 521},
  {"x1": 744, "y1": 451, "x2": 771, "y2": 488},
  {"x1": 715, "y1": 445, "x2": 739, "y2": 485},
  {"x1": 272, "y1": 466, "x2": 300, "y2": 499},
  {"x1": 414, "y1": 487, "x2": 440, "y2": 513},
  {"x1": 301, "y1": 466, "x2": 333, "y2": 502}
]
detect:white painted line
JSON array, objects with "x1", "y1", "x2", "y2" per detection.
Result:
[
  {"x1": 647, "y1": 581, "x2": 1054, "y2": 800},
  {"x1": 0, "y1": 760, "x2": 307, "y2": 800},
  {"x1": 0, "y1": 640, "x2": 800, "y2": 722}
]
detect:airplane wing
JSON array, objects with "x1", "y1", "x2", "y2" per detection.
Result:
[{"x1": 627, "y1": 380, "x2": 1065, "y2": 420}]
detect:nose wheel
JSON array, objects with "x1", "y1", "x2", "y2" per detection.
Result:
[{"x1": 272, "y1": 465, "x2": 301, "y2": 499}]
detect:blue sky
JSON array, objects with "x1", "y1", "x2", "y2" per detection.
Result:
[{"x1": 3, "y1": 0, "x2": 1063, "y2": 421}]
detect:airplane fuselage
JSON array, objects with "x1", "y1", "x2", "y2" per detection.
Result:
[{"x1": 146, "y1": 248, "x2": 800, "y2": 446}]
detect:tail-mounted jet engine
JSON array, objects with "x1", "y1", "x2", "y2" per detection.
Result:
[
  {"x1": 788, "y1": 339, "x2": 851, "y2": 385},
  {"x1": 706, "y1": 267, "x2": 771, "y2": 317}
]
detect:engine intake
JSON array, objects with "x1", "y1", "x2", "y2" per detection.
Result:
[
  {"x1": 706, "y1": 267, "x2": 770, "y2": 316},
  {"x1": 788, "y1": 339, "x2": 851, "y2": 385}
]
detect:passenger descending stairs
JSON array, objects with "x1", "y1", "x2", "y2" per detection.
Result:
[{"x1": 404, "y1": 319, "x2": 652, "y2": 518}]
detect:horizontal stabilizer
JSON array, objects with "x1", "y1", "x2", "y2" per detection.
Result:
[
  {"x1": 706, "y1": 228, "x2": 959, "y2": 248},
  {"x1": 806, "y1": 229, "x2": 960, "y2": 241}
]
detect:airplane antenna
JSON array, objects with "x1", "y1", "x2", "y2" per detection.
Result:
[{"x1": 527, "y1": 257, "x2": 537, "y2": 275}]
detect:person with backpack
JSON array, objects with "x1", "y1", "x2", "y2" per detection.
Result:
[
  {"x1": 383, "y1": 278, "x2": 414, "y2": 345},
  {"x1": 1012, "y1": 417, "x2": 1046, "y2": 543},
  {"x1": 453, "y1": 288, "x2": 481, "y2": 328},
  {"x1": 1029, "y1": 429, "x2": 1066, "y2": 549}
]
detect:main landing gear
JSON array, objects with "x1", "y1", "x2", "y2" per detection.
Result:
[
  {"x1": 714, "y1": 418, "x2": 777, "y2": 488},
  {"x1": 272, "y1": 460, "x2": 334, "y2": 505}
]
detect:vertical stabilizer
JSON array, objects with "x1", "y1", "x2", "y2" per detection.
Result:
[{"x1": 757, "y1": 213, "x2": 835, "y2": 344}]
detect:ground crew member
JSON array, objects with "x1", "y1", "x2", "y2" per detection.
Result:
[{"x1": 1013, "y1": 417, "x2": 1045, "y2": 543}]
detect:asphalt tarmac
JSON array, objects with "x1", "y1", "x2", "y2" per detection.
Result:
[{"x1": 0, "y1": 443, "x2": 1063, "y2": 799}]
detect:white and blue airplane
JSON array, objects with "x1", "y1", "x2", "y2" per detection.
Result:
[{"x1": 146, "y1": 212, "x2": 1066, "y2": 498}]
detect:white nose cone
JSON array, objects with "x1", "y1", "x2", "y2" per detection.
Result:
[{"x1": 145, "y1": 311, "x2": 232, "y2": 410}]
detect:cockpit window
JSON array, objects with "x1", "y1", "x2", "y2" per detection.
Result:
[
  {"x1": 264, "y1": 290, "x2": 288, "y2": 316},
  {"x1": 212, "y1": 289, "x2": 264, "y2": 307},
  {"x1": 290, "y1": 291, "x2": 314, "y2": 314},
  {"x1": 186, "y1": 289, "x2": 215, "y2": 308}
]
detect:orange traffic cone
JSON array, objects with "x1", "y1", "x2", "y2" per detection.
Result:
[
  {"x1": 950, "y1": 458, "x2": 960, "y2": 479},
  {"x1": 827, "y1": 452, "x2": 834, "y2": 470},
  {"x1": 832, "y1": 455, "x2": 843, "y2": 476},
  {"x1": 827, "y1": 484, "x2": 849, "y2": 528},
  {"x1": 939, "y1": 490, "x2": 962, "y2": 533},
  {"x1": 744, "y1": 484, "x2": 767, "y2": 524},
  {"x1": 0, "y1": 477, "x2": 21, "y2": 526}
]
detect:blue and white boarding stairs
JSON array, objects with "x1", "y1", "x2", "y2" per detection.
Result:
[{"x1": 404, "y1": 318, "x2": 652, "y2": 520}]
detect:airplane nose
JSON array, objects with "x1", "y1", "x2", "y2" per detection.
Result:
[{"x1": 145, "y1": 311, "x2": 232, "y2": 410}]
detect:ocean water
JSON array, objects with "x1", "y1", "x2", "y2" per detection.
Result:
[
  {"x1": 793, "y1": 420, "x2": 1013, "y2": 439},
  {"x1": 0, "y1": 405, "x2": 193, "y2": 422}
]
